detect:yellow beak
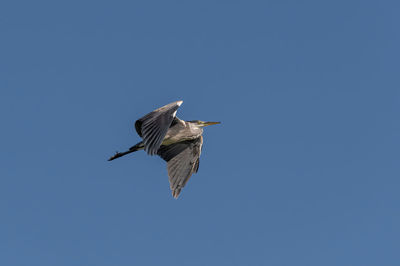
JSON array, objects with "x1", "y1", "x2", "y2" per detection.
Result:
[{"x1": 203, "y1": 121, "x2": 221, "y2": 127}]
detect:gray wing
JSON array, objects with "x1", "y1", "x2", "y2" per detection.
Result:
[
  {"x1": 134, "y1": 101, "x2": 183, "y2": 155},
  {"x1": 158, "y1": 136, "x2": 203, "y2": 198}
]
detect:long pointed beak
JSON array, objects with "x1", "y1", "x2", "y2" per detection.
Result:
[{"x1": 203, "y1": 121, "x2": 221, "y2": 127}]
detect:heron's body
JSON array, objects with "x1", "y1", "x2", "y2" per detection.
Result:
[
  {"x1": 108, "y1": 101, "x2": 220, "y2": 198},
  {"x1": 163, "y1": 119, "x2": 203, "y2": 145}
]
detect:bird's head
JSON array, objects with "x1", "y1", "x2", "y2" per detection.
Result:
[{"x1": 188, "y1": 120, "x2": 221, "y2": 128}]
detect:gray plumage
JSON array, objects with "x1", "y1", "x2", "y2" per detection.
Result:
[
  {"x1": 134, "y1": 101, "x2": 182, "y2": 155},
  {"x1": 108, "y1": 100, "x2": 220, "y2": 198},
  {"x1": 158, "y1": 136, "x2": 203, "y2": 198}
]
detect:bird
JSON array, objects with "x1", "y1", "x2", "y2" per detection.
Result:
[{"x1": 108, "y1": 100, "x2": 220, "y2": 198}]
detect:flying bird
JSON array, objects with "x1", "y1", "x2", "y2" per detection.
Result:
[{"x1": 108, "y1": 100, "x2": 220, "y2": 198}]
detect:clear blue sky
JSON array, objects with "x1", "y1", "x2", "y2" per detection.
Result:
[{"x1": 1, "y1": 1, "x2": 399, "y2": 265}]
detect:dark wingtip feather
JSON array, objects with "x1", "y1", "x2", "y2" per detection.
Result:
[{"x1": 172, "y1": 189, "x2": 181, "y2": 199}]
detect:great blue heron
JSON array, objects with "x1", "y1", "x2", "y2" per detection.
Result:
[{"x1": 108, "y1": 100, "x2": 220, "y2": 198}]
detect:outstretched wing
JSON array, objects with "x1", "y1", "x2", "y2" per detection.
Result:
[
  {"x1": 134, "y1": 101, "x2": 183, "y2": 155},
  {"x1": 157, "y1": 136, "x2": 203, "y2": 198}
]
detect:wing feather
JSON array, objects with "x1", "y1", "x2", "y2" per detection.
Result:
[
  {"x1": 134, "y1": 101, "x2": 183, "y2": 155},
  {"x1": 158, "y1": 137, "x2": 203, "y2": 198}
]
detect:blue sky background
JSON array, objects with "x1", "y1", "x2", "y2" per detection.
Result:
[{"x1": 1, "y1": 1, "x2": 399, "y2": 265}]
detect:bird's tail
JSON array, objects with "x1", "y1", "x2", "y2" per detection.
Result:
[{"x1": 108, "y1": 142, "x2": 144, "y2": 161}]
